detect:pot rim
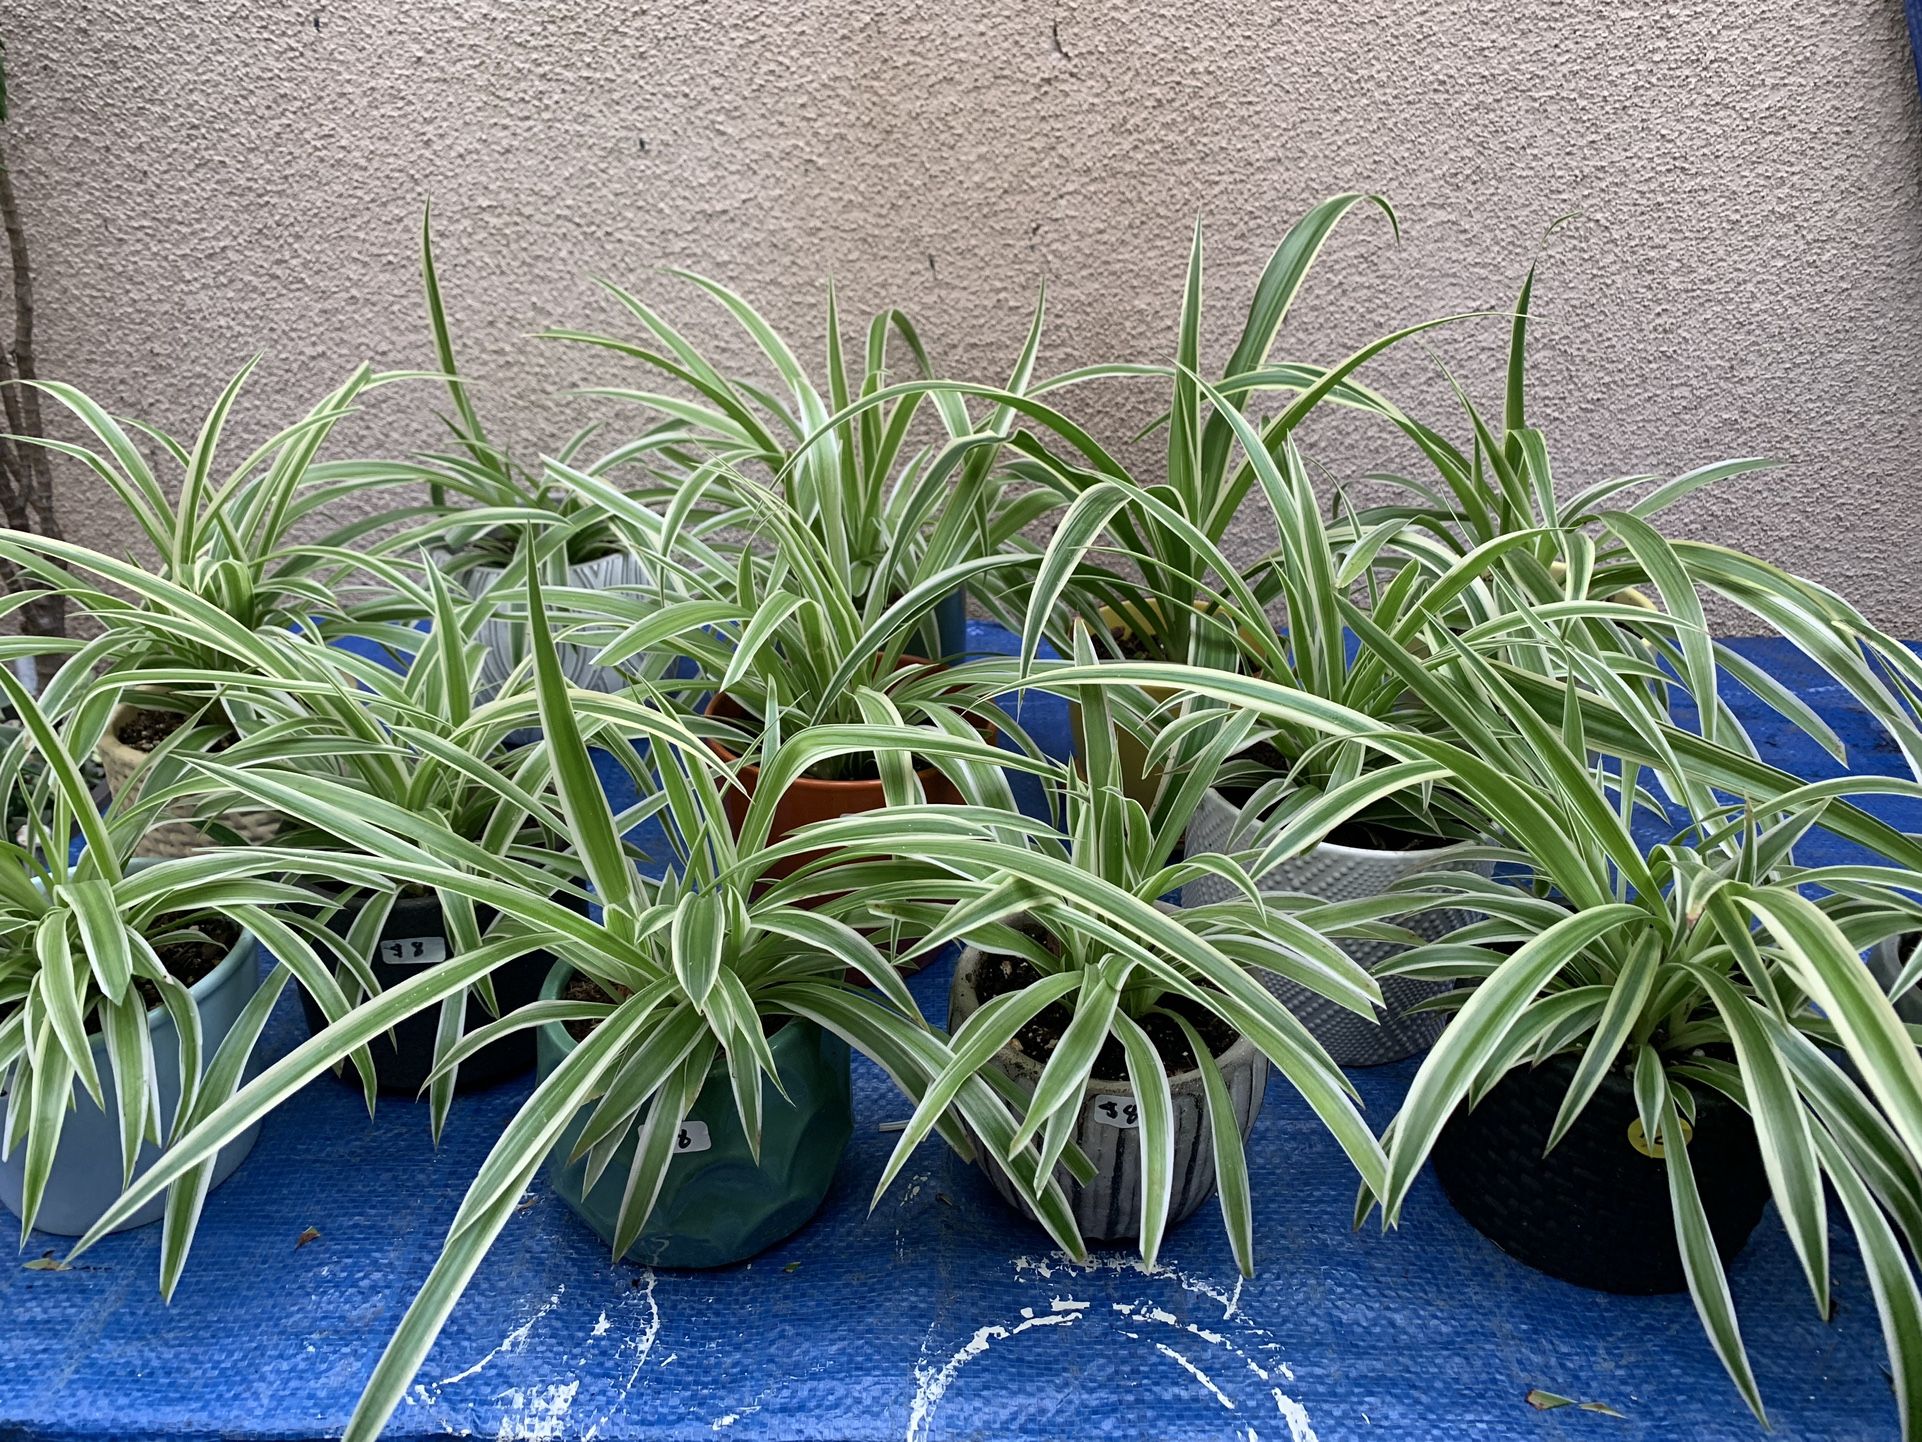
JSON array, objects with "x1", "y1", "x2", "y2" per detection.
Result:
[{"x1": 950, "y1": 940, "x2": 1263, "y2": 1092}]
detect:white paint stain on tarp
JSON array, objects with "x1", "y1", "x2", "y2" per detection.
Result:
[
  {"x1": 900, "y1": 1253, "x2": 1318, "y2": 1442},
  {"x1": 433, "y1": 1287, "x2": 566, "y2": 1391},
  {"x1": 490, "y1": 1381, "x2": 579, "y2": 1440},
  {"x1": 907, "y1": 1298, "x2": 1090, "y2": 1442}
]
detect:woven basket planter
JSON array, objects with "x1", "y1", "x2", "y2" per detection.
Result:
[
  {"x1": 1430, "y1": 1049, "x2": 1769, "y2": 1294},
  {"x1": 1182, "y1": 787, "x2": 1492, "y2": 1066},
  {"x1": 949, "y1": 941, "x2": 1267, "y2": 1243},
  {"x1": 98, "y1": 704, "x2": 282, "y2": 859}
]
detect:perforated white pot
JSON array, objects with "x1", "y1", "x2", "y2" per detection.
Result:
[{"x1": 1183, "y1": 787, "x2": 1493, "y2": 1066}]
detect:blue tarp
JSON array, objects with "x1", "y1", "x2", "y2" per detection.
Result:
[{"x1": 1, "y1": 624, "x2": 1916, "y2": 1441}]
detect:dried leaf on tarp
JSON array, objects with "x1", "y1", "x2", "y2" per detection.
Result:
[
  {"x1": 22, "y1": 1252, "x2": 69, "y2": 1272},
  {"x1": 295, "y1": 1227, "x2": 321, "y2": 1250},
  {"x1": 783, "y1": 1261, "x2": 802, "y2": 1273},
  {"x1": 1525, "y1": 1388, "x2": 1623, "y2": 1418}
]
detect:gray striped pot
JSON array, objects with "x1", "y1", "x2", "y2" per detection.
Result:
[
  {"x1": 1182, "y1": 787, "x2": 1493, "y2": 1066},
  {"x1": 1869, "y1": 933, "x2": 1922, "y2": 1024},
  {"x1": 948, "y1": 943, "x2": 1267, "y2": 1244},
  {"x1": 459, "y1": 549, "x2": 655, "y2": 709}
]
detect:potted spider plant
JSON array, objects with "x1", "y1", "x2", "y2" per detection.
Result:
[
  {"x1": 543, "y1": 262, "x2": 1055, "y2": 663},
  {"x1": 1348, "y1": 639, "x2": 1922, "y2": 1440},
  {"x1": 69, "y1": 560, "x2": 1066, "y2": 1441},
  {"x1": 0, "y1": 362, "x2": 425, "y2": 855},
  {"x1": 786, "y1": 633, "x2": 1443, "y2": 1267},
  {"x1": 176, "y1": 563, "x2": 607, "y2": 1111},
  {"x1": 991, "y1": 196, "x2": 1478, "y2": 810},
  {"x1": 1025, "y1": 374, "x2": 1541, "y2": 1063},
  {"x1": 0, "y1": 667, "x2": 390, "y2": 1238},
  {"x1": 547, "y1": 464, "x2": 1050, "y2": 880},
  {"x1": 345, "y1": 209, "x2": 690, "y2": 705},
  {"x1": 1316, "y1": 253, "x2": 1922, "y2": 774}
]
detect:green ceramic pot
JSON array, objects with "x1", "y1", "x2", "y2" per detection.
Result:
[{"x1": 534, "y1": 961, "x2": 853, "y2": 1268}]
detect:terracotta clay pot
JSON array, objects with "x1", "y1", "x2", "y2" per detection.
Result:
[{"x1": 701, "y1": 665, "x2": 987, "y2": 882}]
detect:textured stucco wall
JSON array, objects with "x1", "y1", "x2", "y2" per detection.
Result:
[{"x1": 7, "y1": 2, "x2": 1922, "y2": 627}]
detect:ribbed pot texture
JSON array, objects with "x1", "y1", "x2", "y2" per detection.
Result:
[
  {"x1": 536, "y1": 963, "x2": 853, "y2": 1268},
  {"x1": 461, "y1": 549, "x2": 654, "y2": 704},
  {"x1": 0, "y1": 903, "x2": 264, "y2": 1236},
  {"x1": 297, "y1": 889, "x2": 563, "y2": 1096},
  {"x1": 1870, "y1": 933, "x2": 1922, "y2": 1024},
  {"x1": 948, "y1": 944, "x2": 1267, "y2": 1243},
  {"x1": 1182, "y1": 787, "x2": 1492, "y2": 1066},
  {"x1": 97, "y1": 703, "x2": 283, "y2": 858},
  {"x1": 1430, "y1": 1050, "x2": 1770, "y2": 1294}
]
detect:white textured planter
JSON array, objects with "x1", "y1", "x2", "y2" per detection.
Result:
[
  {"x1": 98, "y1": 704, "x2": 282, "y2": 859},
  {"x1": 1183, "y1": 787, "x2": 1494, "y2": 1066},
  {"x1": 0, "y1": 913, "x2": 264, "y2": 1236},
  {"x1": 1869, "y1": 934, "x2": 1922, "y2": 1024},
  {"x1": 459, "y1": 550, "x2": 654, "y2": 707},
  {"x1": 949, "y1": 943, "x2": 1267, "y2": 1244}
]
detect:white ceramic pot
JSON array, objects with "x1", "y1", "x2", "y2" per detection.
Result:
[
  {"x1": 97, "y1": 703, "x2": 283, "y2": 859},
  {"x1": 0, "y1": 910, "x2": 265, "y2": 1236},
  {"x1": 949, "y1": 942, "x2": 1268, "y2": 1243},
  {"x1": 459, "y1": 549, "x2": 654, "y2": 705},
  {"x1": 1183, "y1": 787, "x2": 1493, "y2": 1066}
]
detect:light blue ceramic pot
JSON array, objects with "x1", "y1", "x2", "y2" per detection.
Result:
[{"x1": 0, "y1": 896, "x2": 264, "y2": 1237}]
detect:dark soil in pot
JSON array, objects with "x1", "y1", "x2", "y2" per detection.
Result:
[
  {"x1": 298, "y1": 887, "x2": 577, "y2": 1097},
  {"x1": 115, "y1": 707, "x2": 235, "y2": 754},
  {"x1": 970, "y1": 949, "x2": 1241, "y2": 1080},
  {"x1": 1430, "y1": 1049, "x2": 1770, "y2": 1294},
  {"x1": 137, "y1": 915, "x2": 242, "y2": 1010}
]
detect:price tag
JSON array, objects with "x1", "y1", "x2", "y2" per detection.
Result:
[
  {"x1": 378, "y1": 936, "x2": 448, "y2": 967},
  {"x1": 1090, "y1": 1095, "x2": 1140, "y2": 1129},
  {"x1": 674, "y1": 1120, "x2": 712, "y2": 1155}
]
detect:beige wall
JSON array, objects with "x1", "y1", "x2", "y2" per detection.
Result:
[{"x1": 9, "y1": 2, "x2": 1922, "y2": 626}]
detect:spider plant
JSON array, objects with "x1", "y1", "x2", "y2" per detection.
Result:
[
  {"x1": 541, "y1": 261, "x2": 1054, "y2": 641},
  {"x1": 335, "y1": 207, "x2": 707, "y2": 576},
  {"x1": 0, "y1": 662, "x2": 393, "y2": 1245},
  {"x1": 1311, "y1": 255, "x2": 1922, "y2": 778},
  {"x1": 998, "y1": 194, "x2": 1488, "y2": 670},
  {"x1": 762, "y1": 627, "x2": 1476, "y2": 1271},
  {"x1": 153, "y1": 557, "x2": 616, "y2": 1119},
  {"x1": 1335, "y1": 632, "x2": 1922, "y2": 1438},
  {"x1": 544, "y1": 462, "x2": 1046, "y2": 791},
  {"x1": 63, "y1": 558, "x2": 1064, "y2": 1440},
  {"x1": 0, "y1": 361, "x2": 424, "y2": 703}
]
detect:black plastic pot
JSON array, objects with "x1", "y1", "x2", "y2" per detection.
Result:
[
  {"x1": 1429, "y1": 1050, "x2": 1770, "y2": 1294},
  {"x1": 298, "y1": 889, "x2": 562, "y2": 1097}
]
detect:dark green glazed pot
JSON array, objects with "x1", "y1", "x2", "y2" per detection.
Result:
[{"x1": 534, "y1": 962, "x2": 854, "y2": 1268}]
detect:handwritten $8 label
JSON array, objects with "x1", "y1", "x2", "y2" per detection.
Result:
[
  {"x1": 1090, "y1": 1096, "x2": 1140, "y2": 1129},
  {"x1": 673, "y1": 1119, "x2": 713, "y2": 1154}
]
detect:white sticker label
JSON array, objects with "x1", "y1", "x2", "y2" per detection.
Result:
[
  {"x1": 674, "y1": 1119, "x2": 712, "y2": 1155},
  {"x1": 379, "y1": 935, "x2": 448, "y2": 967},
  {"x1": 1089, "y1": 1095, "x2": 1140, "y2": 1129}
]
